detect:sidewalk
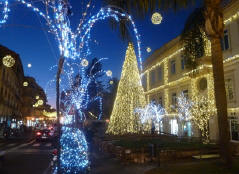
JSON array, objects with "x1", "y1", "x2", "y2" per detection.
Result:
[{"x1": 90, "y1": 145, "x2": 156, "y2": 174}]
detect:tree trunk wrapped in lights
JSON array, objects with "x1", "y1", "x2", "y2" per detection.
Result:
[{"x1": 106, "y1": 43, "x2": 146, "y2": 135}]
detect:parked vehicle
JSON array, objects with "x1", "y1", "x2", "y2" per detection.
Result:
[{"x1": 35, "y1": 129, "x2": 51, "y2": 141}]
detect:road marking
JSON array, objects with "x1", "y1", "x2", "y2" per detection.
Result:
[
  {"x1": 45, "y1": 143, "x2": 52, "y2": 147},
  {"x1": 33, "y1": 143, "x2": 40, "y2": 147},
  {"x1": 6, "y1": 143, "x2": 16, "y2": 147},
  {"x1": 0, "y1": 140, "x2": 35, "y2": 156}
]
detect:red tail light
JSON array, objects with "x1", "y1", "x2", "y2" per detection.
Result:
[
  {"x1": 52, "y1": 149, "x2": 57, "y2": 155},
  {"x1": 36, "y1": 132, "x2": 42, "y2": 136}
]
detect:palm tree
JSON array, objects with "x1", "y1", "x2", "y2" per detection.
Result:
[{"x1": 103, "y1": 0, "x2": 232, "y2": 165}]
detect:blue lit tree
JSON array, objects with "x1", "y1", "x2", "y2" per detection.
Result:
[{"x1": 60, "y1": 126, "x2": 89, "y2": 174}]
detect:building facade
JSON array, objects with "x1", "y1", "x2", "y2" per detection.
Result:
[
  {"x1": 143, "y1": 0, "x2": 239, "y2": 142},
  {"x1": 0, "y1": 45, "x2": 24, "y2": 128},
  {"x1": 0, "y1": 45, "x2": 53, "y2": 129}
]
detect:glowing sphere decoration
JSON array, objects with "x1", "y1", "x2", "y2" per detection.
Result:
[
  {"x1": 146, "y1": 47, "x2": 151, "y2": 53},
  {"x1": 109, "y1": 80, "x2": 114, "y2": 85},
  {"x1": 2, "y1": 55, "x2": 15, "y2": 67},
  {"x1": 23, "y1": 81, "x2": 28, "y2": 87},
  {"x1": 27, "y1": 63, "x2": 32, "y2": 68},
  {"x1": 106, "y1": 70, "x2": 112, "y2": 77},
  {"x1": 38, "y1": 99, "x2": 44, "y2": 106},
  {"x1": 36, "y1": 96, "x2": 39, "y2": 99},
  {"x1": 151, "y1": 12, "x2": 163, "y2": 25},
  {"x1": 81, "y1": 59, "x2": 89, "y2": 67}
]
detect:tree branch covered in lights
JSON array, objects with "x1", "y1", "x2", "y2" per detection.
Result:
[
  {"x1": 135, "y1": 102, "x2": 166, "y2": 133},
  {"x1": 177, "y1": 92, "x2": 193, "y2": 121}
]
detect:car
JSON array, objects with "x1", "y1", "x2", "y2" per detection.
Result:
[{"x1": 35, "y1": 129, "x2": 51, "y2": 141}]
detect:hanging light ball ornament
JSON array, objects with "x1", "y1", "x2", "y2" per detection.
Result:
[
  {"x1": 23, "y1": 81, "x2": 28, "y2": 87},
  {"x1": 81, "y1": 59, "x2": 89, "y2": 67},
  {"x1": 106, "y1": 70, "x2": 112, "y2": 77},
  {"x1": 109, "y1": 80, "x2": 114, "y2": 85},
  {"x1": 2, "y1": 55, "x2": 15, "y2": 67},
  {"x1": 36, "y1": 96, "x2": 39, "y2": 99},
  {"x1": 151, "y1": 12, "x2": 163, "y2": 25},
  {"x1": 146, "y1": 47, "x2": 151, "y2": 53},
  {"x1": 27, "y1": 63, "x2": 32, "y2": 68},
  {"x1": 38, "y1": 99, "x2": 44, "y2": 106}
]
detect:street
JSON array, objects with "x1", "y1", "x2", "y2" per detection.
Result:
[{"x1": 0, "y1": 139, "x2": 54, "y2": 174}]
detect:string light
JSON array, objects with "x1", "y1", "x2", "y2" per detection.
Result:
[
  {"x1": 27, "y1": 63, "x2": 32, "y2": 68},
  {"x1": 191, "y1": 95, "x2": 216, "y2": 143},
  {"x1": 60, "y1": 126, "x2": 89, "y2": 174},
  {"x1": 2, "y1": 55, "x2": 15, "y2": 67},
  {"x1": 106, "y1": 43, "x2": 146, "y2": 135},
  {"x1": 177, "y1": 92, "x2": 193, "y2": 121},
  {"x1": 0, "y1": 0, "x2": 9, "y2": 26},
  {"x1": 135, "y1": 102, "x2": 166, "y2": 132}
]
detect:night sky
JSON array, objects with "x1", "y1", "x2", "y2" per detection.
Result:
[{"x1": 0, "y1": 1, "x2": 197, "y2": 107}]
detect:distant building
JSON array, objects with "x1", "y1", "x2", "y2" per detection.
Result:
[
  {"x1": 0, "y1": 45, "x2": 54, "y2": 129},
  {"x1": 22, "y1": 76, "x2": 51, "y2": 127},
  {"x1": 0, "y1": 45, "x2": 24, "y2": 128},
  {"x1": 142, "y1": 0, "x2": 239, "y2": 142}
]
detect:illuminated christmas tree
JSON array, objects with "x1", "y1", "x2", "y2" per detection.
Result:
[{"x1": 106, "y1": 43, "x2": 146, "y2": 135}]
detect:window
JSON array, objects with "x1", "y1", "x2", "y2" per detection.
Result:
[
  {"x1": 150, "y1": 70, "x2": 156, "y2": 86},
  {"x1": 181, "y1": 57, "x2": 185, "y2": 70},
  {"x1": 142, "y1": 75, "x2": 147, "y2": 90},
  {"x1": 183, "y1": 90, "x2": 189, "y2": 99},
  {"x1": 230, "y1": 118, "x2": 239, "y2": 141},
  {"x1": 151, "y1": 99, "x2": 156, "y2": 104},
  {"x1": 157, "y1": 66, "x2": 162, "y2": 82},
  {"x1": 225, "y1": 78, "x2": 234, "y2": 101},
  {"x1": 172, "y1": 93, "x2": 177, "y2": 107},
  {"x1": 170, "y1": 60, "x2": 176, "y2": 74},
  {"x1": 159, "y1": 96, "x2": 163, "y2": 106},
  {"x1": 221, "y1": 29, "x2": 230, "y2": 50},
  {"x1": 170, "y1": 119, "x2": 178, "y2": 135}
]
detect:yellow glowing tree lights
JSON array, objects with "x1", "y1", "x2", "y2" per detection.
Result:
[
  {"x1": 2, "y1": 55, "x2": 15, "y2": 67},
  {"x1": 191, "y1": 95, "x2": 216, "y2": 143},
  {"x1": 106, "y1": 43, "x2": 146, "y2": 135},
  {"x1": 151, "y1": 12, "x2": 163, "y2": 25}
]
